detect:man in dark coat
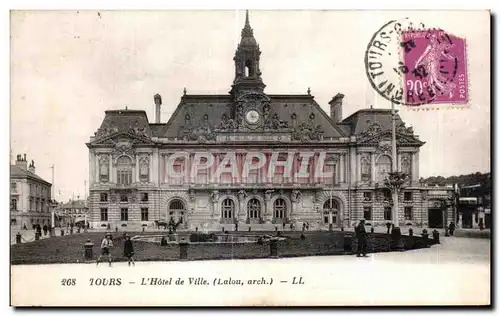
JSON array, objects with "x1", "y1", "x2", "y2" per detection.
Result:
[
  {"x1": 386, "y1": 222, "x2": 392, "y2": 234},
  {"x1": 123, "y1": 234, "x2": 135, "y2": 266},
  {"x1": 355, "y1": 219, "x2": 368, "y2": 257},
  {"x1": 448, "y1": 221, "x2": 456, "y2": 236}
]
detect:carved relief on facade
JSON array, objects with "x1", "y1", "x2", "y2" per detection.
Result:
[
  {"x1": 360, "y1": 120, "x2": 382, "y2": 138},
  {"x1": 216, "y1": 113, "x2": 236, "y2": 132},
  {"x1": 397, "y1": 122, "x2": 414, "y2": 135},
  {"x1": 129, "y1": 120, "x2": 149, "y2": 138},
  {"x1": 401, "y1": 154, "x2": 412, "y2": 176},
  {"x1": 360, "y1": 155, "x2": 371, "y2": 182},
  {"x1": 237, "y1": 190, "x2": 247, "y2": 202},
  {"x1": 99, "y1": 155, "x2": 109, "y2": 183},
  {"x1": 291, "y1": 113, "x2": 324, "y2": 142},
  {"x1": 184, "y1": 113, "x2": 216, "y2": 143},
  {"x1": 211, "y1": 190, "x2": 220, "y2": 203},
  {"x1": 264, "y1": 112, "x2": 289, "y2": 130},
  {"x1": 262, "y1": 190, "x2": 272, "y2": 200},
  {"x1": 94, "y1": 121, "x2": 119, "y2": 139},
  {"x1": 139, "y1": 156, "x2": 150, "y2": 182},
  {"x1": 291, "y1": 190, "x2": 302, "y2": 203}
]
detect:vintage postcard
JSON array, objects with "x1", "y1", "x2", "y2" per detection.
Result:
[{"x1": 9, "y1": 10, "x2": 491, "y2": 306}]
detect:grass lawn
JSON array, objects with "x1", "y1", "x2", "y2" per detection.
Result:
[{"x1": 10, "y1": 230, "x2": 436, "y2": 265}]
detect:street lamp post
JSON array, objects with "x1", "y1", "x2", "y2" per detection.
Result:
[{"x1": 384, "y1": 101, "x2": 410, "y2": 228}]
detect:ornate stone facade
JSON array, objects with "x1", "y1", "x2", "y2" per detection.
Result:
[{"x1": 86, "y1": 12, "x2": 453, "y2": 231}]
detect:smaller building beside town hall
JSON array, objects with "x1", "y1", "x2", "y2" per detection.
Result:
[
  {"x1": 10, "y1": 154, "x2": 53, "y2": 229},
  {"x1": 86, "y1": 13, "x2": 455, "y2": 231},
  {"x1": 53, "y1": 199, "x2": 90, "y2": 228}
]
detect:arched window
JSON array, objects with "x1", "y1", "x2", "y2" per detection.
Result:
[
  {"x1": 401, "y1": 155, "x2": 412, "y2": 176},
  {"x1": 361, "y1": 156, "x2": 371, "y2": 182},
  {"x1": 323, "y1": 198, "x2": 339, "y2": 224},
  {"x1": 117, "y1": 156, "x2": 133, "y2": 185},
  {"x1": 221, "y1": 199, "x2": 235, "y2": 219},
  {"x1": 245, "y1": 60, "x2": 254, "y2": 77},
  {"x1": 247, "y1": 198, "x2": 261, "y2": 219},
  {"x1": 376, "y1": 155, "x2": 392, "y2": 182},
  {"x1": 273, "y1": 198, "x2": 286, "y2": 219}
]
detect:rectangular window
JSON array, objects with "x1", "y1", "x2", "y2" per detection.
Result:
[
  {"x1": 404, "y1": 192, "x2": 413, "y2": 201},
  {"x1": 11, "y1": 199, "x2": 17, "y2": 210},
  {"x1": 141, "y1": 208, "x2": 149, "y2": 221},
  {"x1": 11, "y1": 182, "x2": 17, "y2": 190},
  {"x1": 363, "y1": 207, "x2": 372, "y2": 220},
  {"x1": 120, "y1": 194, "x2": 128, "y2": 203},
  {"x1": 404, "y1": 207, "x2": 413, "y2": 220},
  {"x1": 363, "y1": 192, "x2": 372, "y2": 202},
  {"x1": 121, "y1": 208, "x2": 128, "y2": 221},
  {"x1": 384, "y1": 207, "x2": 392, "y2": 221},
  {"x1": 141, "y1": 193, "x2": 149, "y2": 202},
  {"x1": 100, "y1": 208, "x2": 108, "y2": 221},
  {"x1": 100, "y1": 193, "x2": 108, "y2": 202},
  {"x1": 118, "y1": 171, "x2": 132, "y2": 185}
]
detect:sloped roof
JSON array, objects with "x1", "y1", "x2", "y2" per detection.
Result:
[
  {"x1": 157, "y1": 93, "x2": 346, "y2": 139},
  {"x1": 341, "y1": 109, "x2": 404, "y2": 135},
  {"x1": 10, "y1": 165, "x2": 51, "y2": 185},
  {"x1": 61, "y1": 200, "x2": 87, "y2": 209},
  {"x1": 96, "y1": 109, "x2": 152, "y2": 138}
]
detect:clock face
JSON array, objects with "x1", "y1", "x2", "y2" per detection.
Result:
[{"x1": 245, "y1": 110, "x2": 260, "y2": 124}]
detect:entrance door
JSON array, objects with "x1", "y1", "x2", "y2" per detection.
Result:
[
  {"x1": 168, "y1": 199, "x2": 186, "y2": 228},
  {"x1": 428, "y1": 208, "x2": 443, "y2": 228}
]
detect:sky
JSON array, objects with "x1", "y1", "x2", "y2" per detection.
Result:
[{"x1": 10, "y1": 10, "x2": 490, "y2": 202}]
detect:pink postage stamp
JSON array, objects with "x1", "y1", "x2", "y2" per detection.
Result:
[{"x1": 402, "y1": 29, "x2": 468, "y2": 106}]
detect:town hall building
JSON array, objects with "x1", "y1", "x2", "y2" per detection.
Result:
[{"x1": 87, "y1": 12, "x2": 454, "y2": 231}]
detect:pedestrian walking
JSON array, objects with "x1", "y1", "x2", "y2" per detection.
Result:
[
  {"x1": 355, "y1": 219, "x2": 368, "y2": 257},
  {"x1": 448, "y1": 221, "x2": 456, "y2": 236},
  {"x1": 43, "y1": 225, "x2": 48, "y2": 236},
  {"x1": 96, "y1": 233, "x2": 113, "y2": 267},
  {"x1": 123, "y1": 234, "x2": 135, "y2": 266}
]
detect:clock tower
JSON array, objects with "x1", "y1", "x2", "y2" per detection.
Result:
[
  {"x1": 230, "y1": 11, "x2": 270, "y2": 130},
  {"x1": 230, "y1": 10, "x2": 266, "y2": 99}
]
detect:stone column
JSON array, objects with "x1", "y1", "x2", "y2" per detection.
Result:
[
  {"x1": 290, "y1": 190, "x2": 301, "y2": 223},
  {"x1": 108, "y1": 154, "x2": 113, "y2": 183},
  {"x1": 339, "y1": 153, "x2": 345, "y2": 183},
  {"x1": 411, "y1": 152, "x2": 417, "y2": 182},
  {"x1": 264, "y1": 190, "x2": 273, "y2": 223},
  {"x1": 349, "y1": 148, "x2": 356, "y2": 184},
  {"x1": 149, "y1": 154, "x2": 153, "y2": 183},
  {"x1": 95, "y1": 155, "x2": 100, "y2": 183},
  {"x1": 356, "y1": 153, "x2": 362, "y2": 183},
  {"x1": 458, "y1": 213, "x2": 463, "y2": 228},
  {"x1": 397, "y1": 152, "x2": 402, "y2": 172},
  {"x1": 371, "y1": 153, "x2": 376, "y2": 184},
  {"x1": 135, "y1": 154, "x2": 140, "y2": 182}
]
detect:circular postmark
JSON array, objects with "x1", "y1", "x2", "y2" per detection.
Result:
[{"x1": 365, "y1": 19, "x2": 464, "y2": 106}]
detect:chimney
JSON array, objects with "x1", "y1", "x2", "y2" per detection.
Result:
[
  {"x1": 329, "y1": 93, "x2": 344, "y2": 123},
  {"x1": 154, "y1": 93, "x2": 162, "y2": 123},
  {"x1": 28, "y1": 159, "x2": 36, "y2": 174},
  {"x1": 15, "y1": 153, "x2": 28, "y2": 170}
]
